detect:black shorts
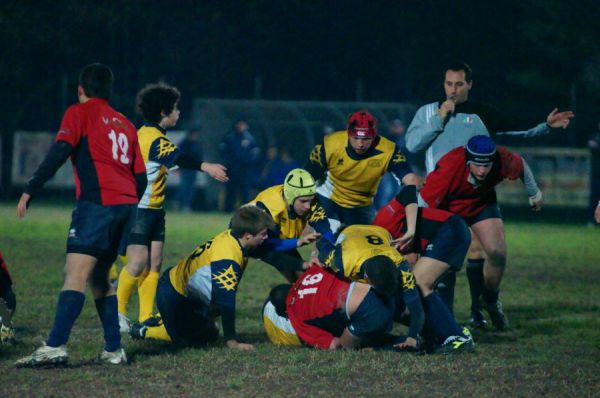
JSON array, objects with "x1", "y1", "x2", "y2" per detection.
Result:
[
  {"x1": 316, "y1": 194, "x2": 375, "y2": 228},
  {"x1": 156, "y1": 270, "x2": 218, "y2": 346},
  {"x1": 422, "y1": 215, "x2": 471, "y2": 270},
  {"x1": 347, "y1": 286, "x2": 394, "y2": 337},
  {"x1": 128, "y1": 208, "x2": 166, "y2": 246},
  {"x1": 66, "y1": 200, "x2": 136, "y2": 263},
  {"x1": 464, "y1": 203, "x2": 502, "y2": 226}
]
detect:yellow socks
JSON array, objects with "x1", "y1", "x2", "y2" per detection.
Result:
[
  {"x1": 138, "y1": 271, "x2": 159, "y2": 322},
  {"x1": 145, "y1": 324, "x2": 172, "y2": 342},
  {"x1": 116, "y1": 268, "x2": 140, "y2": 315}
]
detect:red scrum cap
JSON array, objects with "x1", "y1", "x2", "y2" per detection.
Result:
[{"x1": 347, "y1": 110, "x2": 377, "y2": 138}]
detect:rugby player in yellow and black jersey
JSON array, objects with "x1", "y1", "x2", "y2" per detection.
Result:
[
  {"x1": 129, "y1": 206, "x2": 274, "y2": 349},
  {"x1": 317, "y1": 224, "x2": 425, "y2": 350},
  {"x1": 304, "y1": 110, "x2": 420, "y2": 227},
  {"x1": 116, "y1": 83, "x2": 228, "y2": 332},
  {"x1": 247, "y1": 168, "x2": 337, "y2": 282}
]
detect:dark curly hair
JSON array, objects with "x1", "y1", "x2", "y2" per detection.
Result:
[{"x1": 136, "y1": 82, "x2": 181, "y2": 124}]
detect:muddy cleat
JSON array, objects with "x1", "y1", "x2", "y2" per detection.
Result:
[
  {"x1": 129, "y1": 323, "x2": 148, "y2": 340},
  {"x1": 484, "y1": 300, "x2": 510, "y2": 331},
  {"x1": 15, "y1": 344, "x2": 68, "y2": 368},
  {"x1": 118, "y1": 313, "x2": 131, "y2": 333},
  {"x1": 469, "y1": 308, "x2": 488, "y2": 329},
  {"x1": 434, "y1": 334, "x2": 475, "y2": 354},
  {"x1": 95, "y1": 348, "x2": 127, "y2": 365}
]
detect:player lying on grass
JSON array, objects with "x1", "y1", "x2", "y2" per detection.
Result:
[
  {"x1": 116, "y1": 83, "x2": 228, "y2": 333},
  {"x1": 247, "y1": 168, "x2": 337, "y2": 282},
  {"x1": 264, "y1": 266, "x2": 395, "y2": 350},
  {"x1": 317, "y1": 224, "x2": 473, "y2": 353},
  {"x1": 417, "y1": 135, "x2": 543, "y2": 330},
  {"x1": 129, "y1": 206, "x2": 273, "y2": 350}
]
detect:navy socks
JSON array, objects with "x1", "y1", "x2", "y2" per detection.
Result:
[
  {"x1": 47, "y1": 290, "x2": 85, "y2": 347},
  {"x1": 423, "y1": 292, "x2": 463, "y2": 340},
  {"x1": 95, "y1": 295, "x2": 121, "y2": 352}
]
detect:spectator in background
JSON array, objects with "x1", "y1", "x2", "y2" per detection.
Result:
[
  {"x1": 219, "y1": 119, "x2": 261, "y2": 211},
  {"x1": 588, "y1": 121, "x2": 600, "y2": 225},
  {"x1": 258, "y1": 145, "x2": 299, "y2": 189},
  {"x1": 177, "y1": 127, "x2": 203, "y2": 212}
]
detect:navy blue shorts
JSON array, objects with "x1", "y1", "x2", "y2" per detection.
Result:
[
  {"x1": 347, "y1": 288, "x2": 394, "y2": 337},
  {"x1": 464, "y1": 203, "x2": 502, "y2": 226},
  {"x1": 316, "y1": 194, "x2": 375, "y2": 228},
  {"x1": 66, "y1": 200, "x2": 136, "y2": 263},
  {"x1": 128, "y1": 208, "x2": 166, "y2": 246},
  {"x1": 422, "y1": 215, "x2": 471, "y2": 270},
  {"x1": 156, "y1": 270, "x2": 218, "y2": 346}
]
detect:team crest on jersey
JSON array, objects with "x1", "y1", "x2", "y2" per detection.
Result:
[
  {"x1": 367, "y1": 159, "x2": 382, "y2": 167},
  {"x1": 464, "y1": 116, "x2": 474, "y2": 124},
  {"x1": 309, "y1": 205, "x2": 326, "y2": 222},
  {"x1": 401, "y1": 269, "x2": 416, "y2": 290},
  {"x1": 157, "y1": 139, "x2": 177, "y2": 158},
  {"x1": 213, "y1": 265, "x2": 239, "y2": 291},
  {"x1": 336, "y1": 158, "x2": 344, "y2": 166},
  {"x1": 392, "y1": 151, "x2": 406, "y2": 164},
  {"x1": 309, "y1": 145, "x2": 322, "y2": 165}
]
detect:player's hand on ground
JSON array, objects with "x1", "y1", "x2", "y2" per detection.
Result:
[
  {"x1": 16, "y1": 193, "x2": 31, "y2": 218},
  {"x1": 201, "y1": 162, "x2": 229, "y2": 182},
  {"x1": 297, "y1": 232, "x2": 321, "y2": 247},
  {"x1": 226, "y1": 339, "x2": 255, "y2": 351},
  {"x1": 438, "y1": 99, "x2": 455, "y2": 120},
  {"x1": 328, "y1": 337, "x2": 341, "y2": 350},
  {"x1": 393, "y1": 336, "x2": 418, "y2": 350},
  {"x1": 546, "y1": 108, "x2": 574, "y2": 129}
]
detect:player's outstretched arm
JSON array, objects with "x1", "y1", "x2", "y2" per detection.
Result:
[
  {"x1": 201, "y1": 162, "x2": 229, "y2": 182},
  {"x1": 546, "y1": 108, "x2": 574, "y2": 129}
]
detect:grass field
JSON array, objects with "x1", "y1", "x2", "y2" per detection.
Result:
[{"x1": 0, "y1": 203, "x2": 599, "y2": 397}]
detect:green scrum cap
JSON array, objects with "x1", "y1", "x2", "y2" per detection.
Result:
[{"x1": 283, "y1": 168, "x2": 316, "y2": 205}]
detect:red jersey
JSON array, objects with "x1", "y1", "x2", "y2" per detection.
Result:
[
  {"x1": 419, "y1": 146, "x2": 523, "y2": 219},
  {"x1": 286, "y1": 266, "x2": 350, "y2": 349},
  {"x1": 373, "y1": 198, "x2": 455, "y2": 254},
  {"x1": 56, "y1": 98, "x2": 145, "y2": 205}
]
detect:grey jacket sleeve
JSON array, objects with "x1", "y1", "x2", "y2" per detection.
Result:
[
  {"x1": 405, "y1": 103, "x2": 445, "y2": 153},
  {"x1": 496, "y1": 122, "x2": 549, "y2": 137},
  {"x1": 520, "y1": 158, "x2": 541, "y2": 198}
]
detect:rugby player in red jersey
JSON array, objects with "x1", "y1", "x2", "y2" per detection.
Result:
[
  {"x1": 417, "y1": 135, "x2": 543, "y2": 330},
  {"x1": 15, "y1": 63, "x2": 146, "y2": 367}
]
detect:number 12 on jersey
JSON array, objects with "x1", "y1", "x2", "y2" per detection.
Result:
[{"x1": 108, "y1": 130, "x2": 130, "y2": 164}]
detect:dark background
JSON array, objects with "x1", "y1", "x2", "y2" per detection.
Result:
[{"x1": 1, "y1": 0, "x2": 599, "y2": 141}]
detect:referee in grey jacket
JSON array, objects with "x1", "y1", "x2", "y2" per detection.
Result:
[{"x1": 405, "y1": 61, "x2": 573, "y2": 330}]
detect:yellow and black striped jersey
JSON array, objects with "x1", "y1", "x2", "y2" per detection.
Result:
[
  {"x1": 262, "y1": 299, "x2": 302, "y2": 347},
  {"x1": 248, "y1": 185, "x2": 333, "y2": 240},
  {"x1": 169, "y1": 230, "x2": 247, "y2": 309},
  {"x1": 137, "y1": 124, "x2": 180, "y2": 209},
  {"x1": 305, "y1": 131, "x2": 411, "y2": 208},
  {"x1": 322, "y1": 224, "x2": 404, "y2": 283}
]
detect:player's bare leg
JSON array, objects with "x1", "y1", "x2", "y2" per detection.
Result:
[{"x1": 471, "y1": 218, "x2": 510, "y2": 330}]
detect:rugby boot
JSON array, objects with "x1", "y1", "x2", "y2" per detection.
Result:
[
  {"x1": 15, "y1": 344, "x2": 68, "y2": 367},
  {"x1": 484, "y1": 300, "x2": 510, "y2": 331},
  {"x1": 94, "y1": 348, "x2": 127, "y2": 365},
  {"x1": 129, "y1": 323, "x2": 148, "y2": 340},
  {"x1": 469, "y1": 302, "x2": 488, "y2": 330}
]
